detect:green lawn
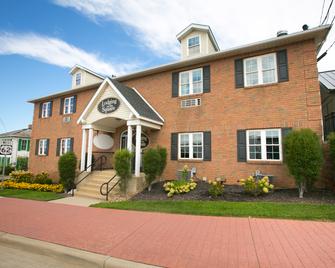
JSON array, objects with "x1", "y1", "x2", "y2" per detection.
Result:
[
  {"x1": 91, "y1": 200, "x2": 335, "y2": 221},
  {"x1": 0, "y1": 189, "x2": 64, "y2": 201}
]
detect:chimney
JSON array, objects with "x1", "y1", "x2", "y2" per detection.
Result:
[
  {"x1": 277, "y1": 30, "x2": 288, "y2": 37},
  {"x1": 28, "y1": 124, "x2": 32, "y2": 130}
]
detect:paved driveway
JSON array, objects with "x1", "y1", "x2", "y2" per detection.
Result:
[{"x1": 0, "y1": 198, "x2": 335, "y2": 267}]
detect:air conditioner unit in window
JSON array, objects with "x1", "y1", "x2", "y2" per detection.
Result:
[
  {"x1": 181, "y1": 98, "x2": 201, "y2": 108},
  {"x1": 63, "y1": 116, "x2": 71, "y2": 123}
]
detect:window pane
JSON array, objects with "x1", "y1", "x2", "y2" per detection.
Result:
[
  {"x1": 249, "y1": 131, "x2": 261, "y2": 144},
  {"x1": 263, "y1": 69, "x2": 275, "y2": 83},
  {"x1": 188, "y1": 36, "x2": 199, "y2": 47},
  {"x1": 245, "y1": 58, "x2": 258, "y2": 72},
  {"x1": 192, "y1": 70, "x2": 202, "y2": 82},
  {"x1": 193, "y1": 133, "x2": 202, "y2": 145},
  {"x1": 262, "y1": 55, "x2": 275, "y2": 70},
  {"x1": 180, "y1": 73, "x2": 190, "y2": 96},
  {"x1": 180, "y1": 134, "x2": 189, "y2": 146},
  {"x1": 246, "y1": 72, "x2": 258, "y2": 86}
]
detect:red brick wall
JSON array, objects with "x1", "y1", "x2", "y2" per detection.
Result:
[{"x1": 29, "y1": 39, "x2": 323, "y2": 187}]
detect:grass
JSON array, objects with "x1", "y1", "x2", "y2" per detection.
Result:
[
  {"x1": 0, "y1": 189, "x2": 63, "y2": 201},
  {"x1": 91, "y1": 200, "x2": 335, "y2": 221}
]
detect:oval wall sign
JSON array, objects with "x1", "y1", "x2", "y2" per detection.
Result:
[
  {"x1": 93, "y1": 134, "x2": 114, "y2": 150},
  {"x1": 98, "y1": 98, "x2": 120, "y2": 114}
]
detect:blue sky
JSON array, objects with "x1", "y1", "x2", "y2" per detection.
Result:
[{"x1": 0, "y1": 0, "x2": 334, "y2": 132}]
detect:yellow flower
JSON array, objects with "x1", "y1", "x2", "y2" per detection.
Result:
[{"x1": 263, "y1": 187, "x2": 269, "y2": 193}]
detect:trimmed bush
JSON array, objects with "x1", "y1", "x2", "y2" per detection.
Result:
[
  {"x1": 16, "y1": 157, "x2": 28, "y2": 171},
  {"x1": 143, "y1": 148, "x2": 161, "y2": 191},
  {"x1": 156, "y1": 146, "x2": 167, "y2": 177},
  {"x1": 328, "y1": 132, "x2": 335, "y2": 165},
  {"x1": 284, "y1": 128, "x2": 323, "y2": 198},
  {"x1": 4, "y1": 165, "x2": 15, "y2": 176},
  {"x1": 34, "y1": 172, "x2": 52, "y2": 185},
  {"x1": 114, "y1": 149, "x2": 133, "y2": 196},
  {"x1": 10, "y1": 170, "x2": 34, "y2": 183},
  {"x1": 58, "y1": 152, "x2": 77, "y2": 192}
]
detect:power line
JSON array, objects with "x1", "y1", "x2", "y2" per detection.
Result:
[
  {"x1": 321, "y1": 0, "x2": 334, "y2": 25},
  {"x1": 320, "y1": 0, "x2": 326, "y2": 24}
]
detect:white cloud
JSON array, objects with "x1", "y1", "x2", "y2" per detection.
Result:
[
  {"x1": 0, "y1": 32, "x2": 139, "y2": 75},
  {"x1": 54, "y1": 0, "x2": 335, "y2": 71}
]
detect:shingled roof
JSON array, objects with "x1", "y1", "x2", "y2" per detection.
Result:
[
  {"x1": 0, "y1": 128, "x2": 32, "y2": 138},
  {"x1": 319, "y1": 70, "x2": 335, "y2": 91}
]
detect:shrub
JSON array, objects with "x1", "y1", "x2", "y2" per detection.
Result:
[
  {"x1": 34, "y1": 172, "x2": 52, "y2": 185},
  {"x1": 156, "y1": 146, "x2": 167, "y2": 178},
  {"x1": 163, "y1": 179, "x2": 197, "y2": 197},
  {"x1": 16, "y1": 157, "x2": 28, "y2": 171},
  {"x1": 4, "y1": 165, "x2": 15, "y2": 176},
  {"x1": 239, "y1": 176, "x2": 274, "y2": 196},
  {"x1": 10, "y1": 170, "x2": 34, "y2": 183},
  {"x1": 284, "y1": 128, "x2": 323, "y2": 198},
  {"x1": 328, "y1": 132, "x2": 335, "y2": 165},
  {"x1": 114, "y1": 149, "x2": 133, "y2": 196},
  {"x1": 143, "y1": 148, "x2": 161, "y2": 191},
  {"x1": 58, "y1": 152, "x2": 77, "y2": 192},
  {"x1": 0, "y1": 180, "x2": 63, "y2": 193},
  {"x1": 208, "y1": 178, "x2": 225, "y2": 198}
]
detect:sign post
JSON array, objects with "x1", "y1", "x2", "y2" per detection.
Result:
[{"x1": 0, "y1": 143, "x2": 13, "y2": 190}]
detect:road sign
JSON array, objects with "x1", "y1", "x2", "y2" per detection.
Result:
[{"x1": 0, "y1": 145, "x2": 12, "y2": 155}]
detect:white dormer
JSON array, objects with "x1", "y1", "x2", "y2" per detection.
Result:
[
  {"x1": 70, "y1": 65, "x2": 105, "y2": 88},
  {"x1": 177, "y1": 23, "x2": 220, "y2": 59}
]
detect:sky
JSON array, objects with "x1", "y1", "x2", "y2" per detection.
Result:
[{"x1": 0, "y1": 0, "x2": 334, "y2": 132}]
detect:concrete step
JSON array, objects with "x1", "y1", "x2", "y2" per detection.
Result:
[{"x1": 75, "y1": 191, "x2": 105, "y2": 200}]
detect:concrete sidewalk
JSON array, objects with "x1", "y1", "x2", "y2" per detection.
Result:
[
  {"x1": 0, "y1": 198, "x2": 335, "y2": 267},
  {"x1": 49, "y1": 196, "x2": 101, "y2": 207}
]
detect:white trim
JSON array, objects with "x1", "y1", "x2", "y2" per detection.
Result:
[
  {"x1": 178, "y1": 132, "x2": 204, "y2": 160},
  {"x1": 179, "y1": 68, "x2": 203, "y2": 97},
  {"x1": 69, "y1": 64, "x2": 105, "y2": 79},
  {"x1": 187, "y1": 34, "x2": 201, "y2": 57},
  {"x1": 63, "y1": 96, "x2": 75, "y2": 115},
  {"x1": 60, "y1": 137, "x2": 71, "y2": 156},
  {"x1": 135, "y1": 124, "x2": 142, "y2": 177},
  {"x1": 131, "y1": 87, "x2": 165, "y2": 122},
  {"x1": 243, "y1": 53, "x2": 278, "y2": 87},
  {"x1": 246, "y1": 128, "x2": 282, "y2": 161},
  {"x1": 127, "y1": 119, "x2": 161, "y2": 130},
  {"x1": 75, "y1": 72, "x2": 82, "y2": 86},
  {"x1": 38, "y1": 139, "x2": 47, "y2": 156},
  {"x1": 41, "y1": 101, "x2": 51, "y2": 118}
]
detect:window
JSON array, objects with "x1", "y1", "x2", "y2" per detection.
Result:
[
  {"x1": 179, "y1": 68, "x2": 203, "y2": 96},
  {"x1": 21, "y1": 139, "x2": 28, "y2": 151},
  {"x1": 244, "y1": 53, "x2": 277, "y2": 87},
  {"x1": 64, "y1": 96, "x2": 75, "y2": 114},
  {"x1": 246, "y1": 129, "x2": 282, "y2": 161},
  {"x1": 181, "y1": 98, "x2": 201, "y2": 108},
  {"x1": 188, "y1": 36, "x2": 200, "y2": 56},
  {"x1": 179, "y1": 132, "x2": 203, "y2": 160},
  {"x1": 60, "y1": 138, "x2": 72, "y2": 156},
  {"x1": 38, "y1": 139, "x2": 48, "y2": 156},
  {"x1": 41, "y1": 102, "x2": 52, "y2": 118},
  {"x1": 75, "y1": 73, "x2": 81, "y2": 86}
]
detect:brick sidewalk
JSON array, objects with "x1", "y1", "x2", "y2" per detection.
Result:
[{"x1": 0, "y1": 198, "x2": 335, "y2": 267}]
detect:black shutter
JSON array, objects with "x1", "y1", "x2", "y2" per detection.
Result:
[
  {"x1": 203, "y1": 65, "x2": 211, "y2": 93},
  {"x1": 203, "y1": 131, "x2": 211, "y2": 161},
  {"x1": 277, "y1": 50, "x2": 289, "y2": 82},
  {"x1": 73, "y1": 95, "x2": 77, "y2": 113},
  {"x1": 49, "y1": 101, "x2": 53, "y2": 117},
  {"x1": 70, "y1": 138, "x2": 74, "y2": 152},
  {"x1": 237, "y1": 130, "x2": 247, "y2": 162},
  {"x1": 60, "y1": 98, "x2": 64, "y2": 115},
  {"x1": 45, "y1": 139, "x2": 50, "y2": 156},
  {"x1": 171, "y1": 133, "x2": 178, "y2": 160},
  {"x1": 56, "y1": 138, "x2": 61, "y2": 156},
  {"x1": 35, "y1": 139, "x2": 39, "y2": 155},
  {"x1": 282, "y1": 127, "x2": 292, "y2": 161},
  {"x1": 172, "y1": 72, "x2": 179, "y2": 97},
  {"x1": 38, "y1": 103, "x2": 43, "y2": 118},
  {"x1": 235, "y1": 59, "x2": 244, "y2": 88}
]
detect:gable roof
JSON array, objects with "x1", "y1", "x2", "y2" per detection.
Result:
[
  {"x1": 0, "y1": 128, "x2": 32, "y2": 138},
  {"x1": 77, "y1": 79, "x2": 164, "y2": 125},
  {"x1": 176, "y1": 23, "x2": 220, "y2": 51},
  {"x1": 69, "y1": 64, "x2": 106, "y2": 80},
  {"x1": 319, "y1": 70, "x2": 335, "y2": 91}
]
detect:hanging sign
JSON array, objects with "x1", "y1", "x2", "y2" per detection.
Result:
[{"x1": 98, "y1": 98, "x2": 120, "y2": 114}]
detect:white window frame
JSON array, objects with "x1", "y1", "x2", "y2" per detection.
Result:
[
  {"x1": 60, "y1": 138, "x2": 71, "y2": 156},
  {"x1": 178, "y1": 132, "x2": 204, "y2": 160},
  {"x1": 38, "y1": 139, "x2": 47, "y2": 156},
  {"x1": 187, "y1": 35, "x2": 201, "y2": 56},
  {"x1": 179, "y1": 68, "x2": 203, "y2": 97},
  {"x1": 63, "y1": 96, "x2": 75, "y2": 114},
  {"x1": 41, "y1": 101, "x2": 51, "y2": 118},
  {"x1": 75, "y1": 72, "x2": 81, "y2": 86},
  {"x1": 246, "y1": 128, "x2": 282, "y2": 161},
  {"x1": 21, "y1": 139, "x2": 28, "y2": 151},
  {"x1": 243, "y1": 53, "x2": 278, "y2": 87}
]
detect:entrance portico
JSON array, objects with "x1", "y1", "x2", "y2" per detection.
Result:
[{"x1": 77, "y1": 78, "x2": 164, "y2": 177}]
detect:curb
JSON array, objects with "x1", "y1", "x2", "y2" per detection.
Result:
[{"x1": 0, "y1": 232, "x2": 161, "y2": 268}]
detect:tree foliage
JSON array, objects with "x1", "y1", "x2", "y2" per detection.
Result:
[
  {"x1": 58, "y1": 152, "x2": 77, "y2": 192},
  {"x1": 114, "y1": 149, "x2": 133, "y2": 195},
  {"x1": 143, "y1": 148, "x2": 161, "y2": 191}
]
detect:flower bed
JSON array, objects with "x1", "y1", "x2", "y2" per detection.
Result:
[
  {"x1": 0, "y1": 180, "x2": 63, "y2": 193},
  {"x1": 163, "y1": 179, "x2": 197, "y2": 197}
]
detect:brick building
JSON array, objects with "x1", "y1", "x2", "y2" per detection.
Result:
[{"x1": 28, "y1": 23, "x2": 331, "y2": 191}]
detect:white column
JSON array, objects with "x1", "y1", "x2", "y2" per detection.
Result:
[
  {"x1": 87, "y1": 128, "x2": 94, "y2": 172},
  {"x1": 135, "y1": 124, "x2": 141, "y2": 177},
  {"x1": 127, "y1": 125, "x2": 133, "y2": 152},
  {"x1": 80, "y1": 129, "x2": 87, "y2": 171}
]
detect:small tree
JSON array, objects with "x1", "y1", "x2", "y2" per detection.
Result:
[
  {"x1": 114, "y1": 149, "x2": 133, "y2": 197},
  {"x1": 156, "y1": 146, "x2": 167, "y2": 179},
  {"x1": 58, "y1": 152, "x2": 77, "y2": 192},
  {"x1": 328, "y1": 132, "x2": 335, "y2": 166},
  {"x1": 284, "y1": 128, "x2": 323, "y2": 198},
  {"x1": 143, "y1": 148, "x2": 161, "y2": 191},
  {"x1": 16, "y1": 157, "x2": 28, "y2": 171}
]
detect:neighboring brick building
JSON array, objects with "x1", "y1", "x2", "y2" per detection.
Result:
[{"x1": 28, "y1": 23, "x2": 331, "y2": 188}]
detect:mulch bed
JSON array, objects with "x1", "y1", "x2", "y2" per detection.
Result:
[{"x1": 132, "y1": 181, "x2": 335, "y2": 204}]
